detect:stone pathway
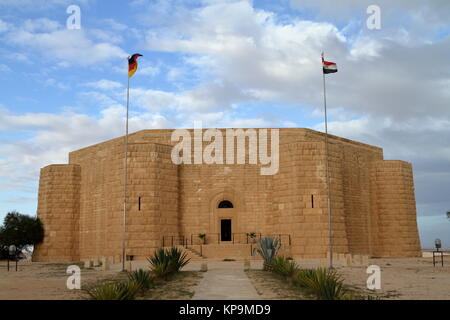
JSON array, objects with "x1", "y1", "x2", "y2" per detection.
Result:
[{"x1": 191, "y1": 262, "x2": 260, "y2": 300}]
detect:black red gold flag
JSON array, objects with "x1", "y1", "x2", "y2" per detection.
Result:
[{"x1": 128, "y1": 53, "x2": 143, "y2": 78}]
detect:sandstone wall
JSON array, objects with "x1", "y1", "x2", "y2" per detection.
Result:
[
  {"x1": 369, "y1": 160, "x2": 422, "y2": 256},
  {"x1": 33, "y1": 165, "x2": 80, "y2": 262},
  {"x1": 33, "y1": 128, "x2": 422, "y2": 261},
  {"x1": 70, "y1": 137, "x2": 124, "y2": 262},
  {"x1": 126, "y1": 143, "x2": 179, "y2": 260}
]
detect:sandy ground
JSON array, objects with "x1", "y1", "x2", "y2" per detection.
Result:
[
  {"x1": 0, "y1": 261, "x2": 202, "y2": 300},
  {"x1": 246, "y1": 270, "x2": 307, "y2": 299},
  {"x1": 334, "y1": 257, "x2": 450, "y2": 300},
  {"x1": 0, "y1": 256, "x2": 449, "y2": 300},
  {"x1": 0, "y1": 261, "x2": 125, "y2": 300},
  {"x1": 246, "y1": 256, "x2": 450, "y2": 300}
]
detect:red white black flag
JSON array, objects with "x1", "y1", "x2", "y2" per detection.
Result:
[{"x1": 322, "y1": 53, "x2": 337, "y2": 74}]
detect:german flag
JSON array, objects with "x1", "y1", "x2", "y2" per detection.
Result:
[{"x1": 128, "y1": 53, "x2": 142, "y2": 78}]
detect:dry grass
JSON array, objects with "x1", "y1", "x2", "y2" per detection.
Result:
[
  {"x1": 141, "y1": 271, "x2": 203, "y2": 300},
  {"x1": 245, "y1": 270, "x2": 307, "y2": 300}
]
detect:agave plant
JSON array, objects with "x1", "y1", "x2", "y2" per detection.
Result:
[
  {"x1": 167, "y1": 247, "x2": 190, "y2": 272},
  {"x1": 292, "y1": 269, "x2": 316, "y2": 288},
  {"x1": 270, "y1": 256, "x2": 298, "y2": 279},
  {"x1": 148, "y1": 247, "x2": 190, "y2": 279},
  {"x1": 87, "y1": 280, "x2": 140, "y2": 300},
  {"x1": 127, "y1": 269, "x2": 153, "y2": 291},
  {"x1": 253, "y1": 236, "x2": 280, "y2": 270},
  {"x1": 148, "y1": 248, "x2": 171, "y2": 278},
  {"x1": 293, "y1": 268, "x2": 345, "y2": 300}
]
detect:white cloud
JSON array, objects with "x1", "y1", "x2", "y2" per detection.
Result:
[
  {"x1": 102, "y1": 18, "x2": 128, "y2": 31},
  {"x1": 131, "y1": 81, "x2": 246, "y2": 113},
  {"x1": 139, "y1": 65, "x2": 160, "y2": 77},
  {"x1": 89, "y1": 28, "x2": 124, "y2": 44},
  {"x1": 0, "y1": 0, "x2": 90, "y2": 10},
  {"x1": 315, "y1": 115, "x2": 450, "y2": 220},
  {"x1": 289, "y1": 0, "x2": 450, "y2": 28},
  {"x1": 84, "y1": 79, "x2": 123, "y2": 91},
  {"x1": 0, "y1": 106, "x2": 171, "y2": 192},
  {"x1": 1, "y1": 0, "x2": 449, "y2": 239},
  {"x1": 0, "y1": 102, "x2": 282, "y2": 198},
  {"x1": 0, "y1": 19, "x2": 10, "y2": 33},
  {"x1": 79, "y1": 91, "x2": 120, "y2": 107},
  {"x1": 3, "y1": 19, "x2": 127, "y2": 66},
  {"x1": 0, "y1": 64, "x2": 11, "y2": 72},
  {"x1": 44, "y1": 78, "x2": 68, "y2": 89},
  {"x1": 23, "y1": 18, "x2": 61, "y2": 32}
]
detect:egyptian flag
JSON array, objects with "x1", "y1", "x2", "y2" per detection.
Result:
[
  {"x1": 128, "y1": 53, "x2": 142, "y2": 78},
  {"x1": 322, "y1": 54, "x2": 337, "y2": 74}
]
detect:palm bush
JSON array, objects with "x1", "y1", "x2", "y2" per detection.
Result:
[
  {"x1": 270, "y1": 256, "x2": 298, "y2": 279},
  {"x1": 87, "y1": 280, "x2": 140, "y2": 300},
  {"x1": 253, "y1": 236, "x2": 280, "y2": 270},
  {"x1": 127, "y1": 269, "x2": 153, "y2": 291},
  {"x1": 293, "y1": 268, "x2": 345, "y2": 300},
  {"x1": 148, "y1": 247, "x2": 190, "y2": 279}
]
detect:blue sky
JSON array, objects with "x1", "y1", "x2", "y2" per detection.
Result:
[{"x1": 0, "y1": 0, "x2": 449, "y2": 248}]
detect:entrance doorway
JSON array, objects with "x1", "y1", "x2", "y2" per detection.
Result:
[{"x1": 221, "y1": 219, "x2": 232, "y2": 241}]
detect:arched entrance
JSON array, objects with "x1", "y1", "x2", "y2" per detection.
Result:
[
  {"x1": 209, "y1": 189, "x2": 244, "y2": 243},
  {"x1": 218, "y1": 200, "x2": 234, "y2": 241}
]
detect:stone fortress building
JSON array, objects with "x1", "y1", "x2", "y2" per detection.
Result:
[{"x1": 33, "y1": 128, "x2": 421, "y2": 262}]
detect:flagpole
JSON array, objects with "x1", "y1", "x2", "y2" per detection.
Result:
[
  {"x1": 322, "y1": 52, "x2": 333, "y2": 269},
  {"x1": 122, "y1": 66, "x2": 130, "y2": 272}
]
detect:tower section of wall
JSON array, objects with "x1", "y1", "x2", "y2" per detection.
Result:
[
  {"x1": 369, "y1": 160, "x2": 421, "y2": 257},
  {"x1": 273, "y1": 141, "x2": 349, "y2": 258},
  {"x1": 125, "y1": 143, "x2": 179, "y2": 259},
  {"x1": 33, "y1": 165, "x2": 81, "y2": 262}
]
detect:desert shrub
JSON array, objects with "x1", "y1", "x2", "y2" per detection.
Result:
[
  {"x1": 167, "y1": 247, "x2": 190, "y2": 272},
  {"x1": 148, "y1": 247, "x2": 190, "y2": 279},
  {"x1": 148, "y1": 249, "x2": 171, "y2": 278},
  {"x1": 292, "y1": 269, "x2": 316, "y2": 288},
  {"x1": 293, "y1": 268, "x2": 345, "y2": 300},
  {"x1": 127, "y1": 269, "x2": 153, "y2": 291},
  {"x1": 87, "y1": 280, "x2": 140, "y2": 300},
  {"x1": 253, "y1": 237, "x2": 280, "y2": 271},
  {"x1": 270, "y1": 256, "x2": 298, "y2": 278}
]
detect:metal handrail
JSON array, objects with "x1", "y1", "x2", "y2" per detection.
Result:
[
  {"x1": 263, "y1": 234, "x2": 292, "y2": 246},
  {"x1": 162, "y1": 233, "x2": 292, "y2": 247}
]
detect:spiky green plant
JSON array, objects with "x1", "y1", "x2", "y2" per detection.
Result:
[
  {"x1": 253, "y1": 236, "x2": 280, "y2": 270},
  {"x1": 167, "y1": 247, "x2": 190, "y2": 272},
  {"x1": 148, "y1": 248, "x2": 171, "y2": 278},
  {"x1": 270, "y1": 256, "x2": 299, "y2": 279},
  {"x1": 87, "y1": 280, "x2": 140, "y2": 300},
  {"x1": 147, "y1": 247, "x2": 190, "y2": 279},
  {"x1": 127, "y1": 269, "x2": 153, "y2": 291},
  {"x1": 293, "y1": 268, "x2": 345, "y2": 300},
  {"x1": 292, "y1": 269, "x2": 317, "y2": 288}
]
